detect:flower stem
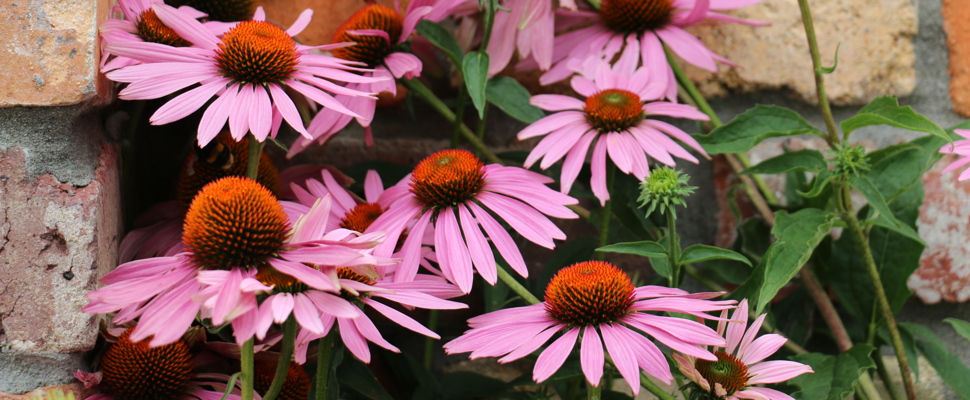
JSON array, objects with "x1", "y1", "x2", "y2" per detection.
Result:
[
  {"x1": 497, "y1": 264, "x2": 541, "y2": 305},
  {"x1": 246, "y1": 135, "x2": 265, "y2": 180},
  {"x1": 401, "y1": 78, "x2": 503, "y2": 165},
  {"x1": 314, "y1": 333, "x2": 335, "y2": 400},
  {"x1": 261, "y1": 316, "x2": 297, "y2": 400},
  {"x1": 423, "y1": 309, "x2": 440, "y2": 369},
  {"x1": 596, "y1": 165, "x2": 616, "y2": 260},
  {"x1": 638, "y1": 373, "x2": 676, "y2": 400},
  {"x1": 666, "y1": 209, "x2": 682, "y2": 288},
  {"x1": 240, "y1": 338, "x2": 256, "y2": 400},
  {"x1": 452, "y1": 85, "x2": 468, "y2": 149},
  {"x1": 587, "y1": 382, "x2": 602, "y2": 400},
  {"x1": 843, "y1": 211, "x2": 917, "y2": 400},
  {"x1": 796, "y1": 0, "x2": 840, "y2": 144}
]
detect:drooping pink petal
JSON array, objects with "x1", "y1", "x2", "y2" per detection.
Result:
[
  {"x1": 533, "y1": 327, "x2": 579, "y2": 383},
  {"x1": 746, "y1": 360, "x2": 814, "y2": 384},
  {"x1": 580, "y1": 326, "x2": 605, "y2": 386}
]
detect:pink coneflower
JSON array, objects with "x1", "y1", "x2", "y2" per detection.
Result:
[
  {"x1": 539, "y1": 0, "x2": 767, "y2": 98},
  {"x1": 75, "y1": 327, "x2": 243, "y2": 400},
  {"x1": 451, "y1": 0, "x2": 565, "y2": 76},
  {"x1": 940, "y1": 129, "x2": 970, "y2": 181},
  {"x1": 85, "y1": 177, "x2": 385, "y2": 346},
  {"x1": 100, "y1": 0, "x2": 211, "y2": 72},
  {"x1": 103, "y1": 4, "x2": 384, "y2": 146},
  {"x1": 367, "y1": 149, "x2": 578, "y2": 293},
  {"x1": 518, "y1": 61, "x2": 709, "y2": 205},
  {"x1": 293, "y1": 267, "x2": 467, "y2": 364},
  {"x1": 445, "y1": 261, "x2": 736, "y2": 394},
  {"x1": 290, "y1": 1, "x2": 457, "y2": 154},
  {"x1": 674, "y1": 299, "x2": 813, "y2": 400}
]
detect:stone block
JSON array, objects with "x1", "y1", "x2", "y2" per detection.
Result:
[
  {"x1": 1, "y1": 0, "x2": 112, "y2": 107},
  {"x1": 0, "y1": 144, "x2": 120, "y2": 394},
  {"x1": 942, "y1": 0, "x2": 970, "y2": 117},
  {"x1": 683, "y1": 0, "x2": 917, "y2": 106}
]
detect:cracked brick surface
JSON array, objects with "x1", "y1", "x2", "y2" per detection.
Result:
[{"x1": 0, "y1": 145, "x2": 120, "y2": 355}]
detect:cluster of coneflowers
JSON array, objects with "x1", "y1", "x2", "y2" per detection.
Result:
[{"x1": 77, "y1": 0, "x2": 816, "y2": 399}]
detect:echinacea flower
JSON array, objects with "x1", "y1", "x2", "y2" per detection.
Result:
[
  {"x1": 104, "y1": 4, "x2": 385, "y2": 146},
  {"x1": 940, "y1": 129, "x2": 970, "y2": 181},
  {"x1": 367, "y1": 149, "x2": 579, "y2": 293},
  {"x1": 119, "y1": 131, "x2": 280, "y2": 262},
  {"x1": 518, "y1": 61, "x2": 709, "y2": 205},
  {"x1": 674, "y1": 299, "x2": 813, "y2": 400},
  {"x1": 75, "y1": 327, "x2": 242, "y2": 400},
  {"x1": 85, "y1": 177, "x2": 384, "y2": 346},
  {"x1": 100, "y1": 0, "x2": 209, "y2": 72},
  {"x1": 293, "y1": 266, "x2": 467, "y2": 364},
  {"x1": 290, "y1": 0, "x2": 457, "y2": 153},
  {"x1": 286, "y1": 169, "x2": 390, "y2": 233},
  {"x1": 539, "y1": 0, "x2": 768, "y2": 99},
  {"x1": 445, "y1": 261, "x2": 736, "y2": 394}
]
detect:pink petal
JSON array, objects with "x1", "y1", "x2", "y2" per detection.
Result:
[
  {"x1": 746, "y1": 360, "x2": 814, "y2": 384},
  {"x1": 517, "y1": 111, "x2": 587, "y2": 140},
  {"x1": 467, "y1": 201, "x2": 528, "y2": 277},
  {"x1": 533, "y1": 328, "x2": 579, "y2": 383},
  {"x1": 580, "y1": 326, "x2": 605, "y2": 386},
  {"x1": 590, "y1": 137, "x2": 610, "y2": 205},
  {"x1": 285, "y1": 9, "x2": 314, "y2": 36},
  {"x1": 364, "y1": 298, "x2": 438, "y2": 338},
  {"x1": 530, "y1": 94, "x2": 584, "y2": 111},
  {"x1": 457, "y1": 204, "x2": 497, "y2": 285},
  {"x1": 656, "y1": 26, "x2": 718, "y2": 71},
  {"x1": 269, "y1": 84, "x2": 310, "y2": 137},
  {"x1": 435, "y1": 208, "x2": 474, "y2": 293}
]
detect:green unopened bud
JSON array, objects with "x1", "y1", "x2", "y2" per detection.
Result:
[
  {"x1": 830, "y1": 143, "x2": 870, "y2": 177},
  {"x1": 638, "y1": 167, "x2": 696, "y2": 215}
]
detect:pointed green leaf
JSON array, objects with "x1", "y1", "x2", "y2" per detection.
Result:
[
  {"x1": 462, "y1": 51, "x2": 489, "y2": 118},
  {"x1": 903, "y1": 323, "x2": 970, "y2": 399},
  {"x1": 820, "y1": 42, "x2": 840, "y2": 74},
  {"x1": 798, "y1": 169, "x2": 834, "y2": 198},
  {"x1": 790, "y1": 344, "x2": 876, "y2": 400},
  {"x1": 694, "y1": 105, "x2": 826, "y2": 154},
  {"x1": 851, "y1": 175, "x2": 925, "y2": 245},
  {"x1": 680, "y1": 244, "x2": 752, "y2": 267},
  {"x1": 841, "y1": 96, "x2": 948, "y2": 141},
  {"x1": 741, "y1": 149, "x2": 828, "y2": 175},
  {"x1": 485, "y1": 76, "x2": 545, "y2": 123},
  {"x1": 730, "y1": 208, "x2": 836, "y2": 314},
  {"x1": 865, "y1": 143, "x2": 927, "y2": 203},
  {"x1": 416, "y1": 20, "x2": 463, "y2": 66},
  {"x1": 945, "y1": 318, "x2": 970, "y2": 343}
]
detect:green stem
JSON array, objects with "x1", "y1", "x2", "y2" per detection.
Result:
[
  {"x1": 875, "y1": 353, "x2": 906, "y2": 400},
  {"x1": 423, "y1": 309, "x2": 440, "y2": 370},
  {"x1": 246, "y1": 135, "x2": 265, "y2": 180},
  {"x1": 665, "y1": 209, "x2": 681, "y2": 288},
  {"x1": 475, "y1": 106, "x2": 489, "y2": 158},
  {"x1": 314, "y1": 333, "x2": 335, "y2": 400},
  {"x1": 587, "y1": 382, "x2": 602, "y2": 400},
  {"x1": 638, "y1": 373, "x2": 676, "y2": 400},
  {"x1": 478, "y1": 0, "x2": 497, "y2": 51},
  {"x1": 401, "y1": 78, "x2": 503, "y2": 165},
  {"x1": 261, "y1": 317, "x2": 297, "y2": 400},
  {"x1": 240, "y1": 339, "x2": 255, "y2": 400},
  {"x1": 451, "y1": 85, "x2": 468, "y2": 149},
  {"x1": 497, "y1": 264, "x2": 541, "y2": 305},
  {"x1": 843, "y1": 211, "x2": 917, "y2": 400},
  {"x1": 596, "y1": 165, "x2": 616, "y2": 260},
  {"x1": 796, "y1": 0, "x2": 840, "y2": 144}
]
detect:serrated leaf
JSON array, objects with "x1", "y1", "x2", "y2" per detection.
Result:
[
  {"x1": 694, "y1": 105, "x2": 826, "y2": 154},
  {"x1": 741, "y1": 149, "x2": 827, "y2": 175},
  {"x1": 840, "y1": 96, "x2": 948, "y2": 141},
  {"x1": 730, "y1": 208, "x2": 836, "y2": 314},
  {"x1": 790, "y1": 344, "x2": 876, "y2": 400},
  {"x1": 415, "y1": 20, "x2": 463, "y2": 66},
  {"x1": 462, "y1": 51, "x2": 489, "y2": 118},
  {"x1": 903, "y1": 323, "x2": 970, "y2": 399},
  {"x1": 865, "y1": 143, "x2": 926, "y2": 203},
  {"x1": 485, "y1": 76, "x2": 545, "y2": 123},
  {"x1": 680, "y1": 244, "x2": 751, "y2": 267},
  {"x1": 945, "y1": 318, "x2": 970, "y2": 343},
  {"x1": 851, "y1": 175, "x2": 926, "y2": 245}
]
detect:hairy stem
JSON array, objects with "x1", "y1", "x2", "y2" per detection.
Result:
[
  {"x1": 597, "y1": 165, "x2": 616, "y2": 260},
  {"x1": 796, "y1": 0, "x2": 840, "y2": 144},
  {"x1": 666, "y1": 209, "x2": 681, "y2": 288},
  {"x1": 261, "y1": 317, "x2": 297, "y2": 400},
  {"x1": 240, "y1": 339, "x2": 255, "y2": 400},
  {"x1": 497, "y1": 264, "x2": 541, "y2": 305},
  {"x1": 246, "y1": 136, "x2": 265, "y2": 180},
  {"x1": 423, "y1": 309, "x2": 440, "y2": 369},
  {"x1": 314, "y1": 333, "x2": 335, "y2": 400}
]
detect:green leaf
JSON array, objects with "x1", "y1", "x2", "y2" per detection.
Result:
[
  {"x1": 741, "y1": 149, "x2": 828, "y2": 175},
  {"x1": 790, "y1": 344, "x2": 876, "y2": 400},
  {"x1": 337, "y1": 357, "x2": 394, "y2": 400},
  {"x1": 485, "y1": 76, "x2": 545, "y2": 123},
  {"x1": 694, "y1": 105, "x2": 826, "y2": 154},
  {"x1": 680, "y1": 244, "x2": 752, "y2": 267},
  {"x1": 850, "y1": 175, "x2": 925, "y2": 245},
  {"x1": 798, "y1": 169, "x2": 834, "y2": 198},
  {"x1": 865, "y1": 143, "x2": 927, "y2": 203},
  {"x1": 462, "y1": 51, "x2": 489, "y2": 118},
  {"x1": 840, "y1": 96, "x2": 949, "y2": 142},
  {"x1": 903, "y1": 323, "x2": 970, "y2": 399},
  {"x1": 441, "y1": 371, "x2": 508, "y2": 399},
  {"x1": 415, "y1": 20, "x2": 463, "y2": 66},
  {"x1": 944, "y1": 318, "x2": 970, "y2": 343},
  {"x1": 597, "y1": 241, "x2": 667, "y2": 258},
  {"x1": 820, "y1": 42, "x2": 840, "y2": 74},
  {"x1": 730, "y1": 208, "x2": 836, "y2": 313}
]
